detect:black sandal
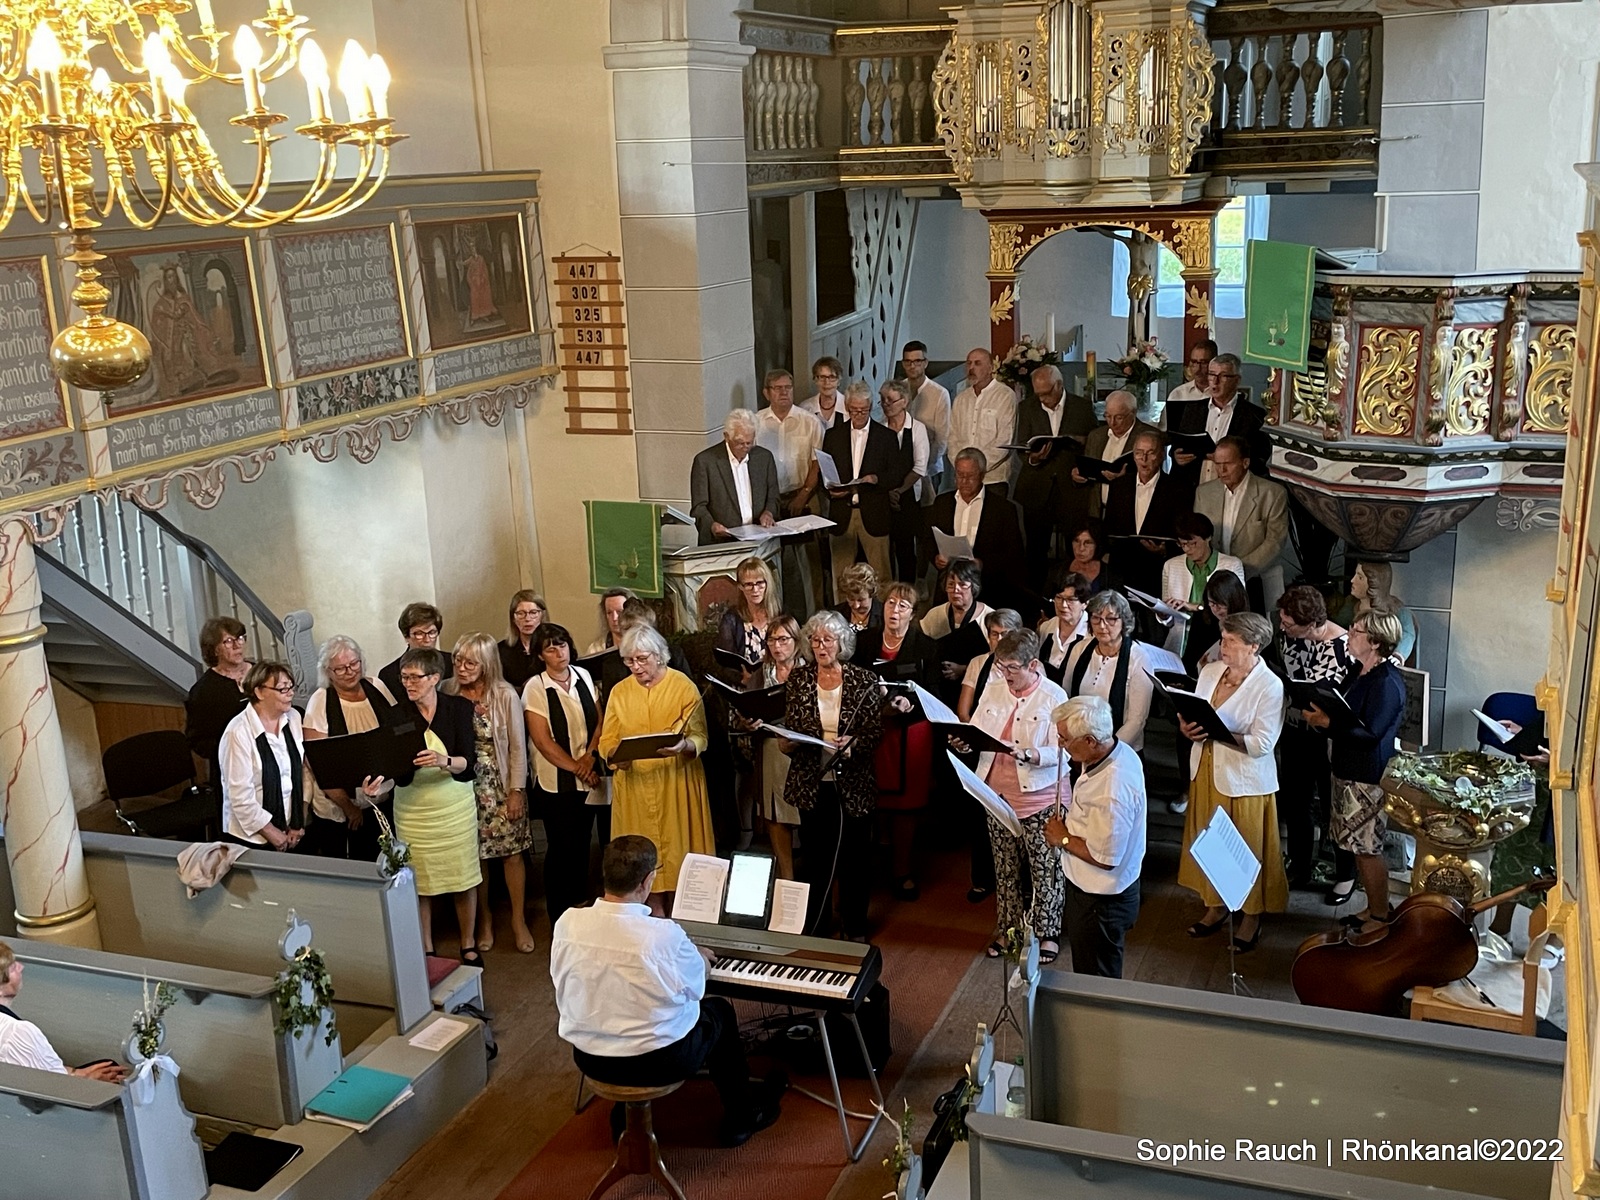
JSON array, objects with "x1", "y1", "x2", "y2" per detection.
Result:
[
  {"x1": 1038, "y1": 940, "x2": 1060, "y2": 965},
  {"x1": 985, "y1": 939, "x2": 1009, "y2": 959},
  {"x1": 462, "y1": 947, "x2": 484, "y2": 967}
]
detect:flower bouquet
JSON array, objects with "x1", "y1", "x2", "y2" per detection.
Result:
[
  {"x1": 996, "y1": 335, "x2": 1061, "y2": 387},
  {"x1": 1110, "y1": 339, "x2": 1173, "y2": 395}
]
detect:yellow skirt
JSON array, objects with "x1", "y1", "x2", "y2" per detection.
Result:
[
  {"x1": 395, "y1": 746, "x2": 482, "y2": 897},
  {"x1": 1177, "y1": 744, "x2": 1288, "y2": 915}
]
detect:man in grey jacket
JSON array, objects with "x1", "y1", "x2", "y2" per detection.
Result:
[{"x1": 689, "y1": 408, "x2": 780, "y2": 544}]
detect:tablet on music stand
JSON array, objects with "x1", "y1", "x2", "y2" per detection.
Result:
[{"x1": 722, "y1": 851, "x2": 777, "y2": 929}]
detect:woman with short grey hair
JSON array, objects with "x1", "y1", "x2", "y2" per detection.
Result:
[
  {"x1": 1061, "y1": 591, "x2": 1157, "y2": 751},
  {"x1": 597, "y1": 622, "x2": 714, "y2": 912},
  {"x1": 781, "y1": 607, "x2": 882, "y2": 938},
  {"x1": 302, "y1": 635, "x2": 398, "y2": 860}
]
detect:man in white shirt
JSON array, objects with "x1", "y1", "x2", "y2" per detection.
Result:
[
  {"x1": 755, "y1": 369, "x2": 824, "y2": 616},
  {"x1": 1044, "y1": 696, "x2": 1146, "y2": 978},
  {"x1": 550, "y1": 836, "x2": 783, "y2": 1147},
  {"x1": 902, "y1": 340, "x2": 950, "y2": 500},
  {"x1": 1075, "y1": 391, "x2": 1154, "y2": 513},
  {"x1": 1158, "y1": 338, "x2": 1216, "y2": 430},
  {"x1": 949, "y1": 347, "x2": 1018, "y2": 491},
  {"x1": 0, "y1": 943, "x2": 126, "y2": 1081}
]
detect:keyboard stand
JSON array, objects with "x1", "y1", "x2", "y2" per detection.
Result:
[{"x1": 808, "y1": 1006, "x2": 886, "y2": 1162}]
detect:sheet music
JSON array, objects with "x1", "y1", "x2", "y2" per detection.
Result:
[
  {"x1": 1471, "y1": 708, "x2": 1513, "y2": 744},
  {"x1": 660, "y1": 504, "x2": 695, "y2": 525},
  {"x1": 948, "y1": 750, "x2": 1024, "y2": 837},
  {"x1": 1187, "y1": 806, "x2": 1261, "y2": 914},
  {"x1": 909, "y1": 681, "x2": 959, "y2": 725},
  {"x1": 758, "y1": 722, "x2": 840, "y2": 761},
  {"x1": 407, "y1": 1016, "x2": 472, "y2": 1053},
  {"x1": 1136, "y1": 641, "x2": 1188, "y2": 675},
  {"x1": 671, "y1": 853, "x2": 729, "y2": 924},
  {"x1": 1126, "y1": 587, "x2": 1188, "y2": 622},
  {"x1": 933, "y1": 528, "x2": 975, "y2": 561},
  {"x1": 722, "y1": 513, "x2": 838, "y2": 541},
  {"x1": 813, "y1": 448, "x2": 864, "y2": 489},
  {"x1": 768, "y1": 879, "x2": 809, "y2": 935},
  {"x1": 610, "y1": 732, "x2": 680, "y2": 763}
]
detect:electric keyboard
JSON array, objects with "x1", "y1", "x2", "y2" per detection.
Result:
[{"x1": 677, "y1": 920, "x2": 882, "y2": 1012}]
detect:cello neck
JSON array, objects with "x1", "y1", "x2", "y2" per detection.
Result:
[{"x1": 1467, "y1": 876, "x2": 1556, "y2": 917}]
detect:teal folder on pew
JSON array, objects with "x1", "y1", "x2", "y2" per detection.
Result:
[{"x1": 305, "y1": 1065, "x2": 413, "y2": 1131}]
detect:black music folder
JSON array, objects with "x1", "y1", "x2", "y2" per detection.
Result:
[
  {"x1": 303, "y1": 719, "x2": 428, "y2": 792},
  {"x1": 714, "y1": 646, "x2": 761, "y2": 673},
  {"x1": 204, "y1": 1133, "x2": 303, "y2": 1192},
  {"x1": 576, "y1": 645, "x2": 618, "y2": 676},
  {"x1": 1168, "y1": 431, "x2": 1216, "y2": 458},
  {"x1": 1285, "y1": 677, "x2": 1355, "y2": 724},
  {"x1": 1148, "y1": 673, "x2": 1243, "y2": 749},
  {"x1": 706, "y1": 674, "x2": 787, "y2": 723},
  {"x1": 1154, "y1": 669, "x2": 1199, "y2": 693},
  {"x1": 1074, "y1": 451, "x2": 1135, "y2": 481},
  {"x1": 999, "y1": 433, "x2": 1083, "y2": 453}
]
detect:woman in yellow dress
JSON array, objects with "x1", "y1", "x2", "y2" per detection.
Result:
[
  {"x1": 1176, "y1": 613, "x2": 1288, "y2": 953},
  {"x1": 363, "y1": 647, "x2": 482, "y2": 961},
  {"x1": 598, "y1": 625, "x2": 714, "y2": 912}
]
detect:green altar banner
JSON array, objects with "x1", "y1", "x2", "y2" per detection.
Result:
[
  {"x1": 1243, "y1": 239, "x2": 1316, "y2": 373},
  {"x1": 585, "y1": 500, "x2": 663, "y2": 597}
]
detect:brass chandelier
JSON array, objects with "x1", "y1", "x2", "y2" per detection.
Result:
[{"x1": 3, "y1": 1, "x2": 404, "y2": 391}]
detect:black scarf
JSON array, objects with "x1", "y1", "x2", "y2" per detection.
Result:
[
  {"x1": 544, "y1": 672, "x2": 598, "y2": 794},
  {"x1": 1040, "y1": 628, "x2": 1086, "y2": 686},
  {"x1": 256, "y1": 724, "x2": 304, "y2": 831},
  {"x1": 1069, "y1": 637, "x2": 1132, "y2": 730},
  {"x1": 971, "y1": 653, "x2": 996, "y2": 703},
  {"x1": 324, "y1": 678, "x2": 395, "y2": 737},
  {"x1": 0, "y1": 1003, "x2": 17, "y2": 1021}
]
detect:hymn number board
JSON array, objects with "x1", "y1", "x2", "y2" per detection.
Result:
[{"x1": 553, "y1": 253, "x2": 631, "y2": 435}]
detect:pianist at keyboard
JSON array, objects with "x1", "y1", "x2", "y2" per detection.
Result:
[{"x1": 549, "y1": 835, "x2": 786, "y2": 1147}]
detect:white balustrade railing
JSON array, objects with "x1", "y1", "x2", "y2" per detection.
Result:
[{"x1": 30, "y1": 494, "x2": 293, "y2": 675}]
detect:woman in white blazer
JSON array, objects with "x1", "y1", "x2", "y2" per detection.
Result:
[
  {"x1": 1175, "y1": 612, "x2": 1287, "y2": 952},
  {"x1": 1062, "y1": 590, "x2": 1155, "y2": 752},
  {"x1": 1158, "y1": 512, "x2": 1245, "y2": 658}
]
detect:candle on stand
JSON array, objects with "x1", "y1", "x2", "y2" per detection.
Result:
[
  {"x1": 1045, "y1": 311, "x2": 1056, "y2": 353},
  {"x1": 194, "y1": 0, "x2": 215, "y2": 30},
  {"x1": 145, "y1": 33, "x2": 172, "y2": 118},
  {"x1": 1085, "y1": 351, "x2": 1096, "y2": 399},
  {"x1": 27, "y1": 22, "x2": 64, "y2": 121},
  {"x1": 299, "y1": 38, "x2": 330, "y2": 121},
  {"x1": 234, "y1": 27, "x2": 263, "y2": 112},
  {"x1": 337, "y1": 40, "x2": 373, "y2": 121}
]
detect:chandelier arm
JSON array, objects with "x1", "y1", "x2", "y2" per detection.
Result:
[
  {"x1": 293, "y1": 141, "x2": 389, "y2": 223},
  {"x1": 228, "y1": 138, "x2": 344, "y2": 227},
  {"x1": 252, "y1": 21, "x2": 307, "y2": 82},
  {"x1": 99, "y1": 20, "x2": 149, "y2": 79},
  {"x1": 178, "y1": 129, "x2": 283, "y2": 224},
  {"x1": 161, "y1": 21, "x2": 230, "y2": 83}
]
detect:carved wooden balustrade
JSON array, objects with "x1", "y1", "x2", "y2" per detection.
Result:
[
  {"x1": 1265, "y1": 272, "x2": 1579, "y2": 557},
  {"x1": 1200, "y1": 6, "x2": 1381, "y2": 180},
  {"x1": 739, "y1": 12, "x2": 957, "y2": 194}
]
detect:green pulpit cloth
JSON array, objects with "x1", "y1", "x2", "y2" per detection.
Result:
[
  {"x1": 1243, "y1": 239, "x2": 1316, "y2": 372},
  {"x1": 584, "y1": 500, "x2": 663, "y2": 597}
]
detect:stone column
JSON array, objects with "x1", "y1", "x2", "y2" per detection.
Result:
[
  {"x1": 605, "y1": 0, "x2": 758, "y2": 506},
  {"x1": 0, "y1": 519, "x2": 100, "y2": 948}
]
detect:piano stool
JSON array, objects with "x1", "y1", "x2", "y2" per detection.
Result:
[{"x1": 581, "y1": 1079, "x2": 688, "y2": 1200}]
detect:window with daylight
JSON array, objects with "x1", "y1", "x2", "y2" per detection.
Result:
[{"x1": 1111, "y1": 195, "x2": 1269, "y2": 322}]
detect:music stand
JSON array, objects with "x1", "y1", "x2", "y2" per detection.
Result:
[{"x1": 1188, "y1": 807, "x2": 1262, "y2": 997}]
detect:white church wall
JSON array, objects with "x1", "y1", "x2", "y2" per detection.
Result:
[{"x1": 1477, "y1": 0, "x2": 1600, "y2": 272}]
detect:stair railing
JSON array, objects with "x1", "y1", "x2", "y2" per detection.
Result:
[{"x1": 29, "y1": 494, "x2": 317, "y2": 698}]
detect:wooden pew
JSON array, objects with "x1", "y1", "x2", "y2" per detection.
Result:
[
  {"x1": 0, "y1": 832, "x2": 433, "y2": 1042},
  {"x1": 0, "y1": 1061, "x2": 206, "y2": 1200},
  {"x1": 12, "y1": 940, "x2": 341, "y2": 1128}
]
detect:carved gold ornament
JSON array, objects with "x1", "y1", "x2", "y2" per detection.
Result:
[
  {"x1": 1184, "y1": 284, "x2": 1213, "y2": 333},
  {"x1": 1128, "y1": 272, "x2": 1155, "y2": 303},
  {"x1": 988, "y1": 222, "x2": 1024, "y2": 274},
  {"x1": 1442, "y1": 327, "x2": 1495, "y2": 437},
  {"x1": 989, "y1": 284, "x2": 1015, "y2": 325},
  {"x1": 1524, "y1": 323, "x2": 1575, "y2": 434},
  {"x1": 1168, "y1": 19, "x2": 1216, "y2": 176},
  {"x1": 1353, "y1": 326, "x2": 1421, "y2": 437}
]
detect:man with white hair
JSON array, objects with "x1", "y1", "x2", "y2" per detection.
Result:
[
  {"x1": 1044, "y1": 695, "x2": 1146, "y2": 977},
  {"x1": 689, "y1": 407, "x2": 780, "y2": 545},
  {"x1": 949, "y1": 347, "x2": 1018, "y2": 491},
  {"x1": 1075, "y1": 390, "x2": 1155, "y2": 514}
]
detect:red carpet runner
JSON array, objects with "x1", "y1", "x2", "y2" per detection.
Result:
[{"x1": 497, "y1": 853, "x2": 992, "y2": 1200}]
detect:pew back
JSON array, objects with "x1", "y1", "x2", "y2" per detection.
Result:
[
  {"x1": 0, "y1": 1062, "x2": 206, "y2": 1200},
  {"x1": 13, "y1": 940, "x2": 341, "y2": 1128},
  {"x1": 0, "y1": 833, "x2": 432, "y2": 1035}
]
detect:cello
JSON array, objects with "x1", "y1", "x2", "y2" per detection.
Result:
[{"x1": 1291, "y1": 874, "x2": 1555, "y2": 1017}]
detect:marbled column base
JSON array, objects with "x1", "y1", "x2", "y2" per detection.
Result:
[{"x1": 16, "y1": 906, "x2": 102, "y2": 948}]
